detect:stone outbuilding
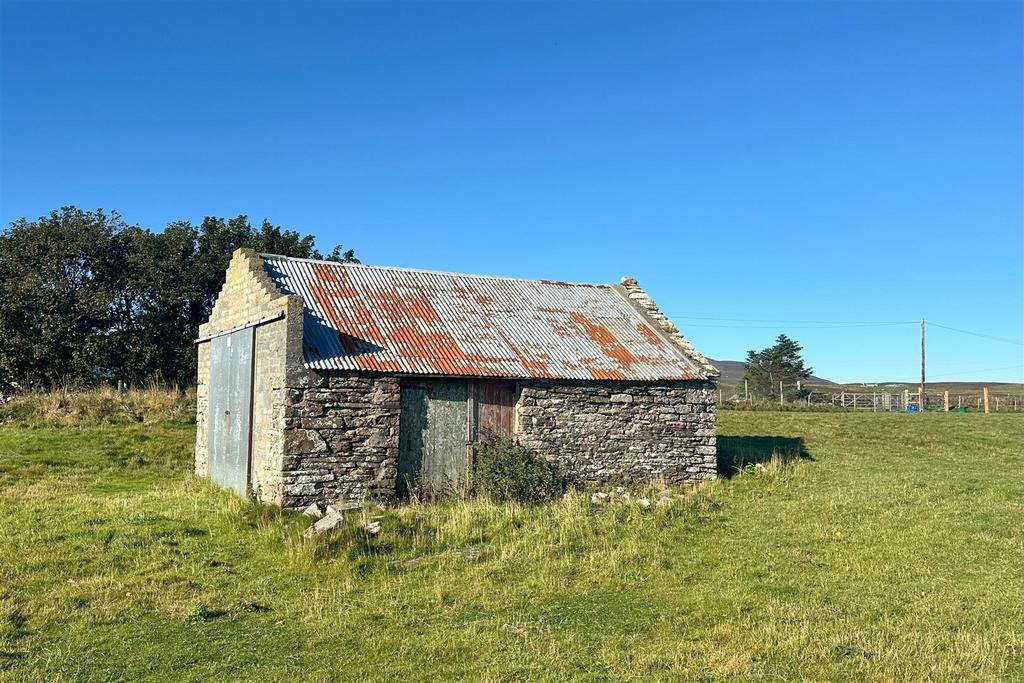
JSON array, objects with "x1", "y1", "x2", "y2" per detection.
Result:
[{"x1": 195, "y1": 249, "x2": 719, "y2": 507}]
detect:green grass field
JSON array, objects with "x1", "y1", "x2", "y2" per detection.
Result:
[{"x1": 1, "y1": 411, "x2": 1022, "y2": 681}]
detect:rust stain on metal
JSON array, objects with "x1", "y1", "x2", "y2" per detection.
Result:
[
  {"x1": 264, "y1": 257, "x2": 707, "y2": 381},
  {"x1": 312, "y1": 263, "x2": 357, "y2": 298},
  {"x1": 493, "y1": 327, "x2": 550, "y2": 377},
  {"x1": 637, "y1": 323, "x2": 664, "y2": 347},
  {"x1": 545, "y1": 319, "x2": 571, "y2": 338},
  {"x1": 670, "y1": 360, "x2": 700, "y2": 379},
  {"x1": 309, "y1": 264, "x2": 391, "y2": 371},
  {"x1": 569, "y1": 312, "x2": 639, "y2": 369}
]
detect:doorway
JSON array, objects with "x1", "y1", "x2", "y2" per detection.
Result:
[
  {"x1": 397, "y1": 379, "x2": 517, "y2": 496},
  {"x1": 207, "y1": 327, "x2": 254, "y2": 496}
]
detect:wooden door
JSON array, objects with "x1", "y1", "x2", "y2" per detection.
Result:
[
  {"x1": 398, "y1": 380, "x2": 469, "y2": 496},
  {"x1": 472, "y1": 380, "x2": 517, "y2": 440},
  {"x1": 207, "y1": 327, "x2": 254, "y2": 496}
]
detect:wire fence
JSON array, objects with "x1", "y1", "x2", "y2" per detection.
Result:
[
  {"x1": 805, "y1": 390, "x2": 1022, "y2": 412},
  {"x1": 724, "y1": 382, "x2": 1023, "y2": 412}
]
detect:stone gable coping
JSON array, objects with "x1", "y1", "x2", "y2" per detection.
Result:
[
  {"x1": 198, "y1": 248, "x2": 295, "y2": 338},
  {"x1": 614, "y1": 277, "x2": 720, "y2": 379}
]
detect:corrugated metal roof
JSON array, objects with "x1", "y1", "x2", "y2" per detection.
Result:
[{"x1": 262, "y1": 255, "x2": 707, "y2": 381}]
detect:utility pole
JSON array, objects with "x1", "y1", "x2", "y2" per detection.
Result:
[{"x1": 920, "y1": 318, "x2": 926, "y2": 411}]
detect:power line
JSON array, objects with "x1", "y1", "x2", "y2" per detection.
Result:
[
  {"x1": 928, "y1": 322, "x2": 1024, "y2": 346},
  {"x1": 670, "y1": 315, "x2": 916, "y2": 325},
  {"x1": 927, "y1": 364, "x2": 1024, "y2": 379},
  {"x1": 667, "y1": 314, "x2": 1022, "y2": 344},
  {"x1": 671, "y1": 321, "x2": 918, "y2": 330}
]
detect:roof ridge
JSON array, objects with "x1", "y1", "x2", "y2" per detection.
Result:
[{"x1": 259, "y1": 253, "x2": 613, "y2": 288}]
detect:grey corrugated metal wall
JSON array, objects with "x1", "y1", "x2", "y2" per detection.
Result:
[{"x1": 207, "y1": 327, "x2": 254, "y2": 496}]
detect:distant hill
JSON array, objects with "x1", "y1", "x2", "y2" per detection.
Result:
[
  {"x1": 707, "y1": 360, "x2": 1020, "y2": 394},
  {"x1": 709, "y1": 359, "x2": 836, "y2": 389}
]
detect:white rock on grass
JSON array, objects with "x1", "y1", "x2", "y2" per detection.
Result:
[
  {"x1": 326, "y1": 501, "x2": 362, "y2": 516},
  {"x1": 303, "y1": 509, "x2": 344, "y2": 539},
  {"x1": 364, "y1": 521, "x2": 382, "y2": 536},
  {"x1": 591, "y1": 492, "x2": 610, "y2": 505},
  {"x1": 302, "y1": 502, "x2": 325, "y2": 520}
]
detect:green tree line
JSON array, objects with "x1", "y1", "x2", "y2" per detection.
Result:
[{"x1": 0, "y1": 206, "x2": 356, "y2": 390}]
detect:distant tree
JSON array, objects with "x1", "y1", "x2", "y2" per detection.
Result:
[
  {"x1": 742, "y1": 334, "x2": 813, "y2": 401},
  {"x1": 0, "y1": 207, "x2": 357, "y2": 389}
]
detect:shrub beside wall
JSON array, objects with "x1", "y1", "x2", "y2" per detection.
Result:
[{"x1": 472, "y1": 435, "x2": 565, "y2": 504}]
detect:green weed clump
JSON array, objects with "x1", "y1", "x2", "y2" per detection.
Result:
[{"x1": 472, "y1": 435, "x2": 565, "y2": 504}]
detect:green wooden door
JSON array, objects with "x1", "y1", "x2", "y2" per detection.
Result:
[{"x1": 398, "y1": 381, "x2": 468, "y2": 496}]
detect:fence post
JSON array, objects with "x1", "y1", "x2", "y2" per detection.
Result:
[
  {"x1": 958, "y1": 395, "x2": 961, "y2": 408},
  {"x1": 744, "y1": 379, "x2": 749, "y2": 403},
  {"x1": 841, "y1": 391, "x2": 845, "y2": 408},
  {"x1": 995, "y1": 397, "x2": 1000, "y2": 412},
  {"x1": 983, "y1": 387, "x2": 990, "y2": 414},
  {"x1": 903, "y1": 389, "x2": 909, "y2": 411},
  {"x1": 779, "y1": 381, "x2": 784, "y2": 406}
]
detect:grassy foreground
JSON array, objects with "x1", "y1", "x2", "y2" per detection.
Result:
[{"x1": 1, "y1": 412, "x2": 1022, "y2": 682}]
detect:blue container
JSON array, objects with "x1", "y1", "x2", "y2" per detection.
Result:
[{"x1": 906, "y1": 404, "x2": 919, "y2": 413}]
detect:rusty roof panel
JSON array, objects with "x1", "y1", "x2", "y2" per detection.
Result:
[{"x1": 262, "y1": 256, "x2": 707, "y2": 381}]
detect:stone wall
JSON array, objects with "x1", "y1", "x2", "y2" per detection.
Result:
[
  {"x1": 280, "y1": 371, "x2": 401, "y2": 508},
  {"x1": 279, "y1": 374, "x2": 716, "y2": 506},
  {"x1": 516, "y1": 379, "x2": 717, "y2": 486}
]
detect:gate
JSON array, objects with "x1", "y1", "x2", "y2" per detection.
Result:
[{"x1": 207, "y1": 327, "x2": 254, "y2": 496}]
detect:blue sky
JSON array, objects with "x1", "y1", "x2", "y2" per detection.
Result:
[{"x1": 2, "y1": 1, "x2": 1021, "y2": 383}]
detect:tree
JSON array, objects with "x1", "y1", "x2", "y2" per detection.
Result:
[
  {"x1": 0, "y1": 208, "x2": 129, "y2": 387},
  {"x1": 742, "y1": 334, "x2": 813, "y2": 401},
  {"x1": 0, "y1": 207, "x2": 357, "y2": 389}
]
